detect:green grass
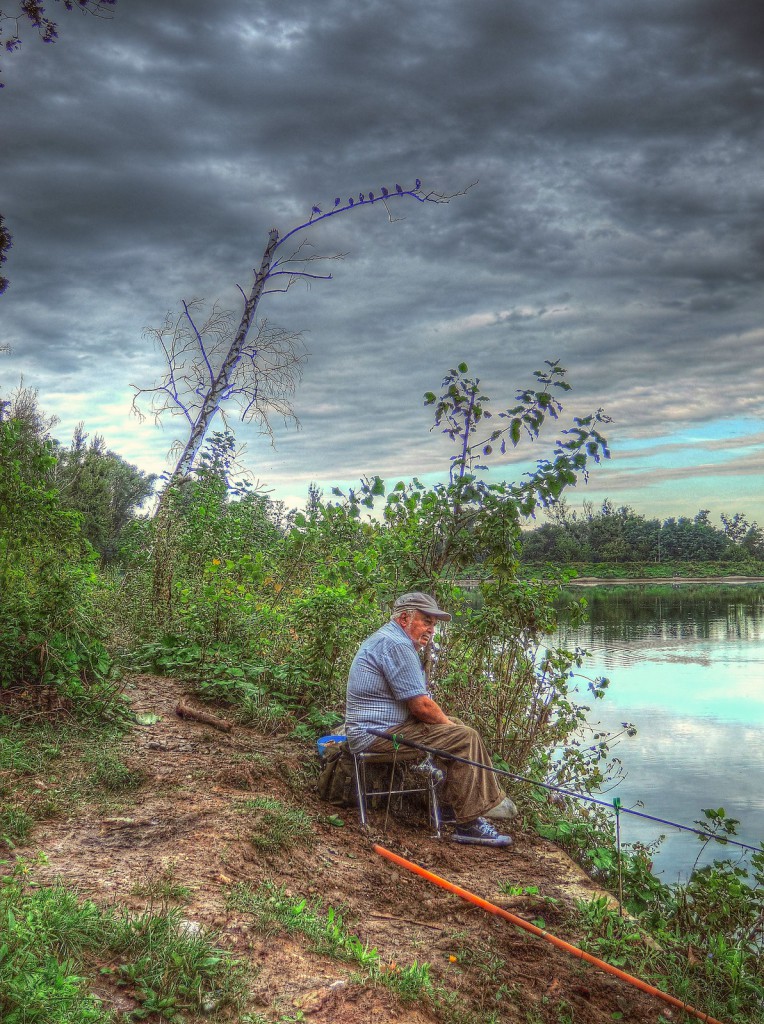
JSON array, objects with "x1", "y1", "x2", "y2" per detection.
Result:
[
  {"x1": 228, "y1": 881, "x2": 431, "y2": 1001},
  {"x1": 238, "y1": 797, "x2": 313, "y2": 852},
  {"x1": 0, "y1": 716, "x2": 142, "y2": 832},
  {"x1": 0, "y1": 719, "x2": 80, "y2": 850},
  {"x1": 83, "y1": 751, "x2": 145, "y2": 793},
  {"x1": 0, "y1": 857, "x2": 247, "y2": 1023},
  {"x1": 0, "y1": 805, "x2": 34, "y2": 847},
  {"x1": 0, "y1": 717, "x2": 69, "y2": 774},
  {"x1": 130, "y1": 863, "x2": 192, "y2": 907}
]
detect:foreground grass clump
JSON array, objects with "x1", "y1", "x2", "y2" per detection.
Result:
[
  {"x1": 0, "y1": 716, "x2": 139, "y2": 846},
  {"x1": 0, "y1": 715, "x2": 76, "y2": 774},
  {"x1": 574, "y1": 889, "x2": 764, "y2": 1024},
  {"x1": 0, "y1": 857, "x2": 246, "y2": 1023},
  {"x1": 239, "y1": 797, "x2": 314, "y2": 852},
  {"x1": 83, "y1": 750, "x2": 145, "y2": 793},
  {"x1": 0, "y1": 805, "x2": 34, "y2": 847},
  {"x1": 130, "y1": 863, "x2": 193, "y2": 907},
  {"x1": 228, "y1": 881, "x2": 432, "y2": 1001}
]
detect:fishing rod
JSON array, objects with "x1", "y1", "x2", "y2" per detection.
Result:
[{"x1": 366, "y1": 727, "x2": 761, "y2": 854}]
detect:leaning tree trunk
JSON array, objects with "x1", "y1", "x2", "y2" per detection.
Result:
[
  {"x1": 151, "y1": 227, "x2": 280, "y2": 621},
  {"x1": 171, "y1": 227, "x2": 280, "y2": 482}
]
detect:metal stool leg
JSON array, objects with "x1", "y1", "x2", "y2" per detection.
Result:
[
  {"x1": 429, "y1": 776, "x2": 442, "y2": 839},
  {"x1": 352, "y1": 753, "x2": 369, "y2": 829},
  {"x1": 409, "y1": 755, "x2": 443, "y2": 838}
]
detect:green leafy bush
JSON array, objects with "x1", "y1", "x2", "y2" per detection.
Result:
[
  {"x1": 0, "y1": 419, "x2": 118, "y2": 714},
  {"x1": 538, "y1": 801, "x2": 764, "y2": 1023}
]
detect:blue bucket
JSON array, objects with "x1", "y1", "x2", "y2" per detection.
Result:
[{"x1": 317, "y1": 734, "x2": 346, "y2": 757}]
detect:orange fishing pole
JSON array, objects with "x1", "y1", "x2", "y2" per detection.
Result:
[{"x1": 374, "y1": 844, "x2": 727, "y2": 1024}]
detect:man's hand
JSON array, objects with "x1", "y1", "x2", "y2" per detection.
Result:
[{"x1": 407, "y1": 694, "x2": 450, "y2": 725}]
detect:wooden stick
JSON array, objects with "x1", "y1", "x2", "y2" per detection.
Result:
[{"x1": 175, "y1": 700, "x2": 233, "y2": 733}]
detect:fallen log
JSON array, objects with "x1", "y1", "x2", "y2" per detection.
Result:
[{"x1": 175, "y1": 700, "x2": 233, "y2": 733}]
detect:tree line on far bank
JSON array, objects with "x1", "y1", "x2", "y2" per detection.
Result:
[
  {"x1": 520, "y1": 499, "x2": 764, "y2": 566},
  {"x1": 3, "y1": 383, "x2": 762, "y2": 577}
]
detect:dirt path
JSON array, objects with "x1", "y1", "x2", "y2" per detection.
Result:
[{"x1": 12, "y1": 674, "x2": 670, "y2": 1023}]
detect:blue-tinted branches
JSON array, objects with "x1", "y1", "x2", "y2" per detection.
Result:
[
  {"x1": 273, "y1": 178, "x2": 472, "y2": 251},
  {"x1": 132, "y1": 300, "x2": 306, "y2": 465},
  {"x1": 425, "y1": 360, "x2": 610, "y2": 505},
  {"x1": 139, "y1": 178, "x2": 466, "y2": 618},
  {"x1": 0, "y1": 212, "x2": 11, "y2": 294},
  {"x1": 261, "y1": 180, "x2": 475, "y2": 297},
  {"x1": 0, "y1": 1, "x2": 117, "y2": 84},
  {"x1": 138, "y1": 180, "x2": 467, "y2": 483}
]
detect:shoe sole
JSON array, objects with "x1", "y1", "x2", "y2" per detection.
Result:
[{"x1": 452, "y1": 835, "x2": 512, "y2": 847}]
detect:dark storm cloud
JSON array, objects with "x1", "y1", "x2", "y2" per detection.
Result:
[{"x1": 2, "y1": 0, "x2": 763, "y2": 512}]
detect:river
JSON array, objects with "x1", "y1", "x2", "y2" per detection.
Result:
[{"x1": 555, "y1": 587, "x2": 764, "y2": 883}]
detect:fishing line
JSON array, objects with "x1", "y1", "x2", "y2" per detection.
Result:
[{"x1": 366, "y1": 727, "x2": 761, "y2": 854}]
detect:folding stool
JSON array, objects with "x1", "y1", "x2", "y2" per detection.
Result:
[{"x1": 352, "y1": 749, "x2": 443, "y2": 837}]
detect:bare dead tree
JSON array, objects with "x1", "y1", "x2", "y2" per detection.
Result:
[
  {"x1": 133, "y1": 178, "x2": 474, "y2": 618},
  {"x1": 134, "y1": 178, "x2": 474, "y2": 487},
  {"x1": 133, "y1": 300, "x2": 307, "y2": 479}
]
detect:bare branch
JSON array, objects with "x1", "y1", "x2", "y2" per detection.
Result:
[
  {"x1": 0, "y1": 2, "x2": 118, "y2": 84},
  {"x1": 273, "y1": 178, "x2": 477, "y2": 254},
  {"x1": 133, "y1": 301, "x2": 307, "y2": 456},
  {"x1": 267, "y1": 270, "x2": 334, "y2": 282},
  {"x1": 138, "y1": 179, "x2": 471, "y2": 483}
]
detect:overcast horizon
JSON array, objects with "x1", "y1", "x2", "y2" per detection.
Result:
[{"x1": 2, "y1": 0, "x2": 763, "y2": 524}]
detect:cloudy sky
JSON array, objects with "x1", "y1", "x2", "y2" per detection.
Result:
[{"x1": 3, "y1": 0, "x2": 763, "y2": 522}]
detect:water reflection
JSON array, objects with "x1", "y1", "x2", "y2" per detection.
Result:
[{"x1": 554, "y1": 590, "x2": 764, "y2": 882}]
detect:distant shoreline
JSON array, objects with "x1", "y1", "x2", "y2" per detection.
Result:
[
  {"x1": 459, "y1": 574, "x2": 764, "y2": 590},
  {"x1": 567, "y1": 575, "x2": 764, "y2": 587}
]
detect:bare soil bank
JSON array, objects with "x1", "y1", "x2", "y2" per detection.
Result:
[{"x1": 7, "y1": 674, "x2": 676, "y2": 1023}]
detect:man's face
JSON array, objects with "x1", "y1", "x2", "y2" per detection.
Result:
[{"x1": 400, "y1": 610, "x2": 438, "y2": 649}]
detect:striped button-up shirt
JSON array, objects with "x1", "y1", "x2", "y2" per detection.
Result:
[{"x1": 344, "y1": 620, "x2": 428, "y2": 752}]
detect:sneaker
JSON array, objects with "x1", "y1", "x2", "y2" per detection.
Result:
[
  {"x1": 453, "y1": 818, "x2": 512, "y2": 847},
  {"x1": 484, "y1": 796, "x2": 518, "y2": 821}
]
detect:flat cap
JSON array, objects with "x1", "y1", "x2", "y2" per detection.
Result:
[{"x1": 392, "y1": 592, "x2": 451, "y2": 621}]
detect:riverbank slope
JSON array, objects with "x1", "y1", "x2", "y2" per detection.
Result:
[{"x1": 3, "y1": 672, "x2": 670, "y2": 1024}]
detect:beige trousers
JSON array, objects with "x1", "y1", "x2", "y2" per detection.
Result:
[{"x1": 367, "y1": 717, "x2": 504, "y2": 825}]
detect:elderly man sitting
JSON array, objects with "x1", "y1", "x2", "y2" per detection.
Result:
[{"x1": 344, "y1": 592, "x2": 516, "y2": 847}]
